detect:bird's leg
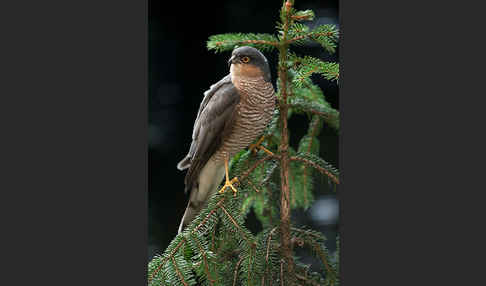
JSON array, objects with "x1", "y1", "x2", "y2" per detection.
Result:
[
  {"x1": 249, "y1": 135, "x2": 274, "y2": 156},
  {"x1": 218, "y1": 153, "x2": 239, "y2": 196}
]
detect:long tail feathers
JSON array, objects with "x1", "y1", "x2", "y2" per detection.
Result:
[
  {"x1": 178, "y1": 186, "x2": 204, "y2": 234},
  {"x1": 178, "y1": 161, "x2": 225, "y2": 234},
  {"x1": 178, "y1": 201, "x2": 196, "y2": 234}
]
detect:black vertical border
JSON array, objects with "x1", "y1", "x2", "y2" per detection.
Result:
[
  {"x1": 1, "y1": 0, "x2": 148, "y2": 285},
  {"x1": 340, "y1": 0, "x2": 479, "y2": 285}
]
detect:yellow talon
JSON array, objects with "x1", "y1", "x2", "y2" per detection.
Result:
[
  {"x1": 218, "y1": 152, "x2": 239, "y2": 196},
  {"x1": 258, "y1": 145, "x2": 275, "y2": 156},
  {"x1": 218, "y1": 177, "x2": 239, "y2": 196},
  {"x1": 249, "y1": 136, "x2": 274, "y2": 156},
  {"x1": 249, "y1": 136, "x2": 266, "y2": 153}
]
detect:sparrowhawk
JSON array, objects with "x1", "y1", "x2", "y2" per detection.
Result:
[{"x1": 176, "y1": 46, "x2": 276, "y2": 233}]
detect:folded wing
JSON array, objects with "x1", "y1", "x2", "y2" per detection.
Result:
[{"x1": 177, "y1": 75, "x2": 240, "y2": 193}]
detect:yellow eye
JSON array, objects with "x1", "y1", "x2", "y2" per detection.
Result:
[{"x1": 242, "y1": 56, "x2": 250, "y2": 63}]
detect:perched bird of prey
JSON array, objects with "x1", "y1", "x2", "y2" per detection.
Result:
[{"x1": 176, "y1": 46, "x2": 276, "y2": 233}]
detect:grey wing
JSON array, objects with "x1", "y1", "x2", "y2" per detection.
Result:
[
  {"x1": 177, "y1": 75, "x2": 240, "y2": 193},
  {"x1": 193, "y1": 74, "x2": 233, "y2": 131},
  {"x1": 177, "y1": 74, "x2": 232, "y2": 170}
]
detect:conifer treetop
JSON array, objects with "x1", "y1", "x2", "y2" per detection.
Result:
[{"x1": 149, "y1": 1, "x2": 340, "y2": 285}]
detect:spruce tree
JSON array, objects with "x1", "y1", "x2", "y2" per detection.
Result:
[{"x1": 148, "y1": 1, "x2": 340, "y2": 285}]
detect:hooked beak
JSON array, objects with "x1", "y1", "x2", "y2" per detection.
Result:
[{"x1": 228, "y1": 55, "x2": 237, "y2": 67}]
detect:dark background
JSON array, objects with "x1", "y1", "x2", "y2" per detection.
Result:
[{"x1": 148, "y1": 0, "x2": 340, "y2": 266}]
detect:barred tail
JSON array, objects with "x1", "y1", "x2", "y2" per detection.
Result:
[{"x1": 178, "y1": 185, "x2": 203, "y2": 234}]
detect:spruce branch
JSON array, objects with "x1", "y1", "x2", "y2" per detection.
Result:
[
  {"x1": 208, "y1": 33, "x2": 278, "y2": 53},
  {"x1": 295, "y1": 273, "x2": 323, "y2": 286},
  {"x1": 299, "y1": 116, "x2": 322, "y2": 207},
  {"x1": 171, "y1": 256, "x2": 189, "y2": 286},
  {"x1": 149, "y1": 240, "x2": 185, "y2": 284},
  {"x1": 148, "y1": 197, "x2": 226, "y2": 285},
  {"x1": 189, "y1": 233, "x2": 215, "y2": 286},
  {"x1": 233, "y1": 256, "x2": 245, "y2": 286},
  {"x1": 287, "y1": 24, "x2": 339, "y2": 54},
  {"x1": 291, "y1": 10, "x2": 315, "y2": 22},
  {"x1": 289, "y1": 79, "x2": 326, "y2": 105},
  {"x1": 259, "y1": 159, "x2": 279, "y2": 188},
  {"x1": 220, "y1": 203, "x2": 252, "y2": 242},
  {"x1": 265, "y1": 227, "x2": 278, "y2": 268},
  {"x1": 290, "y1": 153, "x2": 340, "y2": 185},
  {"x1": 291, "y1": 228, "x2": 338, "y2": 285},
  {"x1": 236, "y1": 154, "x2": 277, "y2": 186},
  {"x1": 289, "y1": 54, "x2": 339, "y2": 84},
  {"x1": 247, "y1": 178, "x2": 262, "y2": 193},
  {"x1": 288, "y1": 97, "x2": 339, "y2": 131},
  {"x1": 260, "y1": 227, "x2": 279, "y2": 286}
]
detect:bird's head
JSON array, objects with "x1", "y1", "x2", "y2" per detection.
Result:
[{"x1": 228, "y1": 46, "x2": 271, "y2": 82}]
